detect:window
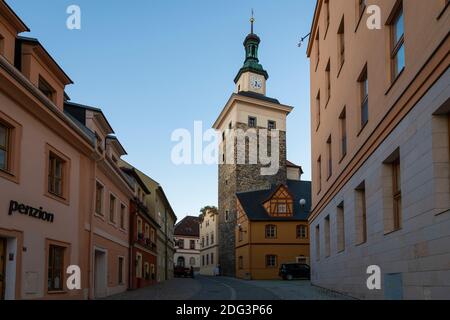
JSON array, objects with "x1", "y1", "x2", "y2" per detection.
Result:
[
  {"x1": 248, "y1": 116, "x2": 257, "y2": 128},
  {"x1": 315, "y1": 29, "x2": 320, "y2": 69},
  {"x1": 151, "y1": 264, "x2": 155, "y2": 280},
  {"x1": 392, "y1": 158, "x2": 402, "y2": 231},
  {"x1": 358, "y1": 65, "x2": 369, "y2": 128},
  {"x1": 324, "y1": 216, "x2": 331, "y2": 257},
  {"x1": 355, "y1": 182, "x2": 367, "y2": 244},
  {"x1": 38, "y1": 76, "x2": 55, "y2": 102},
  {"x1": 120, "y1": 204, "x2": 126, "y2": 229},
  {"x1": 225, "y1": 210, "x2": 229, "y2": 222},
  {"x1": 206, "y1": 235, "x2": 209, "y2": 246},
  {"x1": 266, "y1": 255, "x2": 277, "y2": 268},
  {"x1": 337, "y1": 17, "x2": 345, "y2": 70},
  {"x1": 339, "y1": 108, "x2": 347, "y2": 159},
  {"x1": 118, "y1": 257, "x2": 124, "y2": 285},
  {"x1": 136, "y1": 253, "x2": 143, "y2": 278},
  {"x1": 211, "y1": 233, "x2": 214, "y2": 245},
  {"x1": 137, "y1": 218, "x2": 143, "y2": 238},
  {"x1": 0, "y1": 34, "x2": 4, "y2": 56},
  {"x1": 229, "y1": 122, "x2": 232, "y2": 130},
  {"x1": 190, "y1": 240, "x2": 195, "y2": 250},
  {"x1": 317, "y1": 156, "x2": 322, "y2": 193},
  {"x1": 206, "y1": 254, "x2": 209, "y2": 265},
  {"x1": 265, "y1": 225, "x2": 277, "y2": 239},
  {"x1": 211, "y1": 253, "x2": 214, "y2": 265},
  {"x1": 109, "y1": 194, "x2": 116, "y2": 223},
  {"x1": 316, "y1": 91, "x2": 321, "y2": 130},
  {"x1": 145, "y1": 224, "x2": 150, "y2": 240},
  {"x1": 48, "y1": 152, "x2": 65, "y2": 198},
  {"x1": 277, "y1": 203, "x2": 287, "y2": 214},
  {"x1": 151, "y1": 229, "x2": 156, "y2": 243},
  {"x1": 326, "y1": 136, "x2": 332, "y2": 179},
  {"x1": 238, "y1": 256, "x2": 243, "y2": 270},
  {"x1": 337, "y1": 202, "x2": 345, "y2": 252},
  {"x1": 325, "y1": 60, "x2": 331, "y2": 105},
  {"x1": 315, "y1": 225, "x2": 320, "y2": 260},
  {"x1": 0, "y1": 122, "x2": 10, "y2": 172},
  {"x1": 177, "y1": 239, "x2": 184, "y2": 249},
  {"x1": 201, "y1": 237, "x2": 204, "y2": 248},
  {"x1": 390, "y1": 3, "x2": 405, "y2": 80},
  {"x1": 177, "y1": 256, "x2": 185, "y2": 267},
  {"x1": 297, "y1": 256, "x2": 307, "y2": 264},
  {"x1": 144, "y1": 262, "x2": 150, "y2": 280},
  {"x1": 239, "y1": 228, "x2": 243, "y2": 242},
  {"x1": 95, "y1": 182, "x2": 104, "y2": 215},
  {"x1": 268, "y1": 120, "x2": 276, "y2": 130},
  {"x1": 383, "y1": 151, "x2": 402, "y2": 233},
  {"x1": 48, "y1": 245, "x2": 65, "y2": 291},
  {"x1": 358, "y1": 0, "x2": 367, "y2": 19},
  {"x1": 297, "y1": 225, "x2": 308, "y2": 239},
  {"x1": 202, "y1": 255, "x2": 205, "y2": 266}
]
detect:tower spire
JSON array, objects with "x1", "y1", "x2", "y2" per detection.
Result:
[{"x1": 250, "y1": 9, "x2": 255, "y2": 34}]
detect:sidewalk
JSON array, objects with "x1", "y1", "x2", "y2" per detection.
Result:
[{"x1": 107, "y1": 278, "x2": 201, "y2": 300}]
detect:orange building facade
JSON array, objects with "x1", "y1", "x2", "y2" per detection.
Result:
[{"x1": 235, "y1": 182, "x2": 311, "y2": 280}]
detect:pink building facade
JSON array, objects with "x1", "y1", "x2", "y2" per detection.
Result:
[{"x1": 0, "y1": 1, "x2": 138, "y2": 300}]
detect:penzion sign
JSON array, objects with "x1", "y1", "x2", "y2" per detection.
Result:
[{"x1": 8, "y1": 200, "x2": 55, "y2": 223}]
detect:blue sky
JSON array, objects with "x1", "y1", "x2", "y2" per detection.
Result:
[{"x1": 8, "y1": 0, "x2": 315, "y2": 220}]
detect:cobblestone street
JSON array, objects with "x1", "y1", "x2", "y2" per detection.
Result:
[{"x1": 107, "y1": 276, "x2": 352, "y2": 300}]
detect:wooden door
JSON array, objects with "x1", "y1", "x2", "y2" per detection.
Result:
[{"x1": 0, "y1": 238, "x2": 6, "y2": 300}]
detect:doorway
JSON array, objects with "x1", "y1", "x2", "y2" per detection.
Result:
[
  {"x1": 94, "y1": 249, "x2": 107, "y2": 299},
  {"x1": 0, "y1": 238, "x2": 5, "y2": 300}
]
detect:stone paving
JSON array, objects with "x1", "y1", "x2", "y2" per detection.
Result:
[
  {"x1": 107, "y1": 275, "x2": 353, "y2": 300},
  {"x1": 108, "y1": 277, "x2": 201, "y2": 300}
]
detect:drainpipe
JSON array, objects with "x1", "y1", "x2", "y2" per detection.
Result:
[
  {"x1": 88, "y1": 157, "x2": 97, "y2": 300},
  {"x1": 128, "y1": 205, "x2": 134, "y2": 290},
  {"x1": 88, "y1": 147, "x2": 104, "y2": 299}
]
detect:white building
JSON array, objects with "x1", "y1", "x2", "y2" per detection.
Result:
[
  {"x1": 174, "y1": 216, "x2": 200, "y2": 271},
  {"x1": 199, "y1": 210, "x2": 219, "y2": 276}
]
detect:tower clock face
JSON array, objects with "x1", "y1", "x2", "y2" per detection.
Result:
[{"x1": 250, "y1": 75, "x2": 263, "y2": 90}]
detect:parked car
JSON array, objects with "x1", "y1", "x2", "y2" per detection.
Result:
[
  {"x1": 174, "y1": 266, "x2": 193, "y2": 278},
  {"x1": 279, "y1": 263, "x2": 310, "y2": 280}
]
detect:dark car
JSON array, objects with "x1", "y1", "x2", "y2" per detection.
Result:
[
  {"x1": 174, "y1": 266, "x2": 193, "y2": 278},
  {"x1": 279, "y1": 263, "x2": 310, "y2": 280}
]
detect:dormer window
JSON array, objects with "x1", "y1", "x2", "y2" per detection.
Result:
[
  {"x1": 263, "y1": 185, "x2": 294, "y2": 217},
  {"x1": 38, "y1": 76, "x2": 55, "y2": 103},
  {"x1": 277, "y1": 203, "x2": 287, "y2": 214}
]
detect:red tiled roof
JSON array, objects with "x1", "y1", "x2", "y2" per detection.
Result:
[{"x1": 174, "y1": 216, "x2": 199, "y2": 237}]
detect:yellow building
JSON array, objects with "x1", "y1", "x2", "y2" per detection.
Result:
[{"x1": 235, "y1": 181, "x2": 311, "y2": 280}]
